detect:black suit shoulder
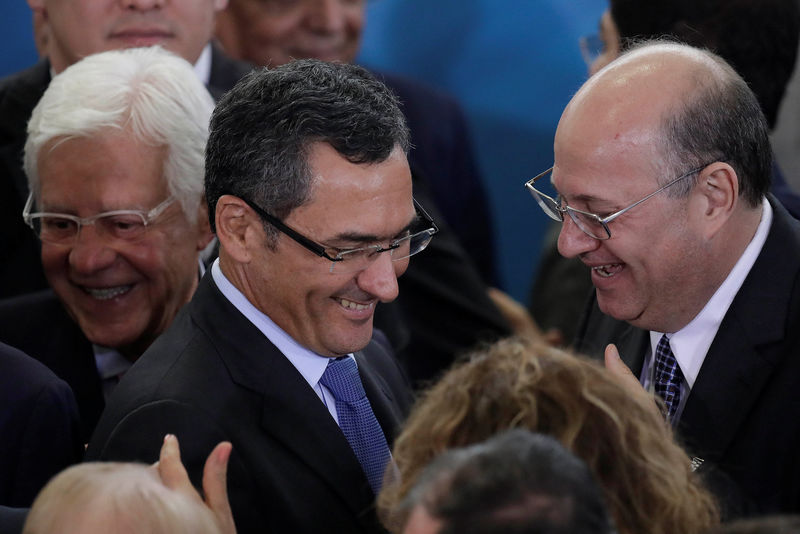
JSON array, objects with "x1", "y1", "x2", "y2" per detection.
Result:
[
  {"x1": 0, "y1": 341, "x2": 82, "y2": 506},
  {"x1": 0, "y1": 290, "x2": 101, "y2": 442}
]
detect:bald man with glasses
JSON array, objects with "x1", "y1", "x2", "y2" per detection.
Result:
[{"x1": 528, "y1": 41, "x2": 800, "y2": 518}]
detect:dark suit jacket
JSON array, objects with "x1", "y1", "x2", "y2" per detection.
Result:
[
  {"x1": 373, "y1": 71, "x2": 497, "y2": 285},
  {"x1": 0, "y1": 341, "x2": 83, "y2": 507},
  {"x1": 574, "y1": 196, "x2": 800, "y2": 516},
  {"x1": 0, "y1": 46, "x2": 251, "y2": 299},
  {"x1": 86, "y1": 273, "x2": 413, "y2": 533},
  {"x1": 0, "y1": 290, "x2": 101, "y2": 444}
]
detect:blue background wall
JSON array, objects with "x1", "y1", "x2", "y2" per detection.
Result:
[
  {"x1": 0, "y1": 0, "x2": 607, "y2": 304},
  {"x1": 356, "y1": 0, "x2": 606, "y2": 302}
]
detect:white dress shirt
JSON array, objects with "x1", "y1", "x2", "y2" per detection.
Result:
[{"x1": 642, "y1": 198, "x2": 772, "y2": 421}]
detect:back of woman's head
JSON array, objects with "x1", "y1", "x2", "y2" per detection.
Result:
[{"x1": 379, "y1": 338, "x2": 719, "y2": 534}]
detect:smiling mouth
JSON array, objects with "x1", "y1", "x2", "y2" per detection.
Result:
[
  {"x1": 81, "y1": 285, "x2": 134, "y2": 300},
  {"x1": 110, "y1": 30, "x2": 173, "y2": 42},
  {"x1": 592, "y1": 263, "x2": 624, "y2": 278},
  {"x1": 337, "y1": 298, "x2": 374, "y2": 311}
]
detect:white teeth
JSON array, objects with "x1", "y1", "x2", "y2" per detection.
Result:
[
  {"x1": 592, "y1": 264, "x2": 619, "y2": 278},
  {"x1": 339, "y1": 298, "x2": 372, "y2": 311},
  {"x1": 83, "y1": 285, "x2": 133, "y2": 300}
]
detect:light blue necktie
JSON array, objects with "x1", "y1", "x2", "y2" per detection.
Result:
[
  {"x1": 654, "y1": 334, "x2": 684, "y2": 423},
  {"x1": 319, "y1": 357, "x2": 392, "y2": 494}
]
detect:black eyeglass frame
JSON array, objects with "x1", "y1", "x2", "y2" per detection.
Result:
[{"x1": 235, "y1": 195, "x2": 439, "y2": 263}]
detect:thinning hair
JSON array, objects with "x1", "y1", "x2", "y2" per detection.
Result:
[
  {"x1": 24, "y1": 46, "x2": 214, "y2": 217},
  {"x1": 402, "y1": 429, "x2": 614, "y2": 534},
  {"x1": 620, "y1": 42, "x2": 771, "y2": 207},
  {"x1": 23, "y1": 462, "x2": 221, "y2": 534},
  {"x1": 609, "y1": 0, "x2": 799, "y2": 129},
  {"x1": 379, "y1": 337, "x2": 720, "y2": 534},
  {"x1": 204, "y1": 59, "x2": 410, "y2": 239}
]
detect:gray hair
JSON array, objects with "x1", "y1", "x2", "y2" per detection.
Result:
[
  {"x1": 24, "y1": 46, "x2": 214, "y2": 217},
  {"x1": 205, "y1": 59, "x2": 410, "y2": 240},
  {"x1": 624, "y1": 42, "x2": 771, "y2": 206}
]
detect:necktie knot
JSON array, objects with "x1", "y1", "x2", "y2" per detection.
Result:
[
  {"x1": 320, "y1": 357, "x2": 366, "y2": 403},
  {"x1": 654, "y1": 334, "x2": 684, "y2": 422}
]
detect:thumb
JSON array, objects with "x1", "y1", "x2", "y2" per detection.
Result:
[
  {"x1": 604, "y1": 343, "x2": 642, "y2": 394},
  {"x1": 203, "y1": 441, "x2": 236, "y2": 534},
  {"x1": 157, "y1": 434, "x2": 196, "y2": 495}
]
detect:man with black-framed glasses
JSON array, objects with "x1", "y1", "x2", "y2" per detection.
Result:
[
  {"x1": 88, "y1": 59, "x2": 426, "y2": 533},
  {"x1": 535, "y1": 41, "x2": 800, "y2": 517}
]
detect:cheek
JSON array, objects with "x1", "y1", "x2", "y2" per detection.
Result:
[
  {"x1": 41, "y1": 246, "x2": 70, "y2": 279},
  {"x1": 346, "y1": 11, "x2": 365, "y2": 35},
  {"x1": 393, "y1": 257, "x2": 409, "y2": 278},
  {"x1": 254, "y1": 16, "x2": 302, "y2": 44}
]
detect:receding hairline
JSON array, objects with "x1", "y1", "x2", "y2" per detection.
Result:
[{"x1": 582, "y1": 42, "x2": 733, "y2": 105}]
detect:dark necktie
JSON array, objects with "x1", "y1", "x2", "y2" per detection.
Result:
[
  {"x1": 320, "y1": 357, "x2": 392, "y2": 494},
  {"x1": 654, "y1": 334, "x2": 684, "y2": 422}
]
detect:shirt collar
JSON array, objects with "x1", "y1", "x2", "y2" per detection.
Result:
[
  {"x1": 650, "y1": 197, "x2": 772, "y2": 387},
  {"x1": 193, "y1": 43, "x2": 212, "y2": 86}
]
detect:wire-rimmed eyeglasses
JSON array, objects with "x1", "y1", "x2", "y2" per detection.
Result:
[
  {"x1": 239, "y1": 195, "x2": 439, "y2": 273},
  {"x1": 22, "y1": 192, "x2": 176, "y2": 245},
  {"x1": 524, "y1": 165, "x2": 709, "y2": 240}
]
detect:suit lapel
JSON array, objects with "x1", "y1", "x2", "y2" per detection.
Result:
[
  {"x1": 679, "y1": 198, "x2": 800, "y2": 461},
  {"x1": 356, "y1": 347, "x2": 404, "y2": 448},
  {"x1": 257, "y1": 356, "x2": 377, "y2": 519}
]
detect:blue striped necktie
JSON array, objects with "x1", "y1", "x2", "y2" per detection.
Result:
[
  {"x1": 320, "y1": 357, "x2": 392, "y2": 494},
  {"x1": 654, "y1": 334, "x2": 684, "y2": 422}
]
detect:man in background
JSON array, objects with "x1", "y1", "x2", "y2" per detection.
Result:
[
  {"x1": 0, "y1": 0, "x2": 251, "y2": 299},
  {"x1": 0, "y1": 47, "x2": 215, "y2": 441}
]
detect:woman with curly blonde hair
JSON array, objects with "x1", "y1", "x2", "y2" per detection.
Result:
[{"x1": 379, "y1": 337, "x2": 719, "y2": 534}]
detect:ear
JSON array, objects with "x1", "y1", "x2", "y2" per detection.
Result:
[
  {"x1": 690, "y1": 161, "x2": 738, "y2": 239},
  {"x1": 215, "y1": 194, "x2": 259, "y2": 264},
  {"x1": 194, "y1": 197, "x2": 215, "y2": 251}
]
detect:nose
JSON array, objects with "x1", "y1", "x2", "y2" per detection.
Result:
[
  {"x1": 556, "y1": 215, "x2": 601, "y2": 259},
  {"x1": 307, "y1": 0, "x2": 347, "y2": 33},
  {"x1": 356, "y1": 252, "x2": 401, "y2": 303},
  {"x1": 69, "y1": 225, "x2": 118, "y2": 274}
]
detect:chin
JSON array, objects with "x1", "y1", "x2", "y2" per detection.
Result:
[
  {"x1": 597, "y1": 295, "x2": 643, "y2": 324},
  {"x1": 330, "y1": 330, "x2": 374, "y2": 356}
]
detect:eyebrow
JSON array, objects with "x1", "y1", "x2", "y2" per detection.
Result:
[{"x1": 325, "y1": 213, "x2": 419, "y2": 246}]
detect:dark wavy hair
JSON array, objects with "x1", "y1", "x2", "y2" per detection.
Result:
[{"x1": 205, "y1": 59, "x2": 410, "y2": 238}]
